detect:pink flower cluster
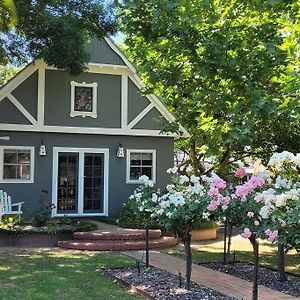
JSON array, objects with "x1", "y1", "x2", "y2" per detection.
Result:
[
  {"x1": 235, "y1": 176, "x2": 265, "y2": 198},
  {"x1": 207, "y1": 196, "x2": 231, "y2": 212},
  {"x1": 234, "y1": 167, "x2": 246, "y2": 179},
  {"x1": 241, "y1": 228, "x2": 252, "y2": 238},
  {"x1": 208, "y1": 178, "x2": 227, "y2": 197},
  {"x1": 265, "y1": 229, "x2": 278, "y2": 242}
]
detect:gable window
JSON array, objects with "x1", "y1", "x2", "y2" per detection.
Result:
[
  {"x1": 70, "y1": 81, "x2": 98, "y2": 118},
  {"x1": 126, "y1": 149, "x2": 156, "y2": 184},
  {"x1": 0, "y1": 146, "x2": 34, "y2": 183}
]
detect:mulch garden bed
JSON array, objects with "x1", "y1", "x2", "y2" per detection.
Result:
[
  {"x1": 102, "y1": 267, "x2": 237, "y2": 300},
  {"x1": 200, "y1": 262, "x2": 300, "y2": 297}
]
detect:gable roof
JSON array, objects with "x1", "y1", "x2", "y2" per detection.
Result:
[{"x1": 0, "y1": 37, "x2": 189, "y2": 138}]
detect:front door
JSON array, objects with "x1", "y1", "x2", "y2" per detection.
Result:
[{"x1": 53, "y1": 147, "x2": 109, "y2": 216}]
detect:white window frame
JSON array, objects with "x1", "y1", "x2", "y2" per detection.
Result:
[
  {"x1": 70, "y1": 81, "x2": 98, "y2": 118},
  {"x1": 0, "y1": 146, "x2": 35, "y2": 183},
  {"x1": 126, "y1": 149, "x2": 156, "y2": 184}
]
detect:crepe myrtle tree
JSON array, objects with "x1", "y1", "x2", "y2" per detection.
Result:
[
  {"x1": 206, "y1": 151, "x2": 300, "y2": 300},
  {"x1": 130, "y1": 171, "x2": 211, "y2": 290}
]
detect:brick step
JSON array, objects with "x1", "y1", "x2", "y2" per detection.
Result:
[
  {"x1": 73, "y1": 229, "x2": 161, "y2": 241},
  {"x1": 57, "y1": 236, "x2": 178, "y2": 251}
]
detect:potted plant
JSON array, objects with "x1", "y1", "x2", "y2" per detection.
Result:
[{"x1": 191, "y1": 220, "x2": 219, "y2": 241}]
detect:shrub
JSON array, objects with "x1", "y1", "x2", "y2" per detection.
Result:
[{"x1": 32, "y1": 190, "x2": 55, "y2": 227}]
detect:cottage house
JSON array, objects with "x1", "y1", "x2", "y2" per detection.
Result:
[{"x1": 0, "y1": 37, "x2": 188, "y2": 218}]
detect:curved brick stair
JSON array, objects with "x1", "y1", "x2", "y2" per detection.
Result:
[{"x1": 58, "y1": 229, "x2": 178, "y2": 251}]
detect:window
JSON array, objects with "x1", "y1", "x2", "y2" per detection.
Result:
[
  {"x1": 70, "y1": 81, "x2": 98, "y2": 118},
  {"x1": 0, "y1": 146, "x2": 34, "y2": 183},
  {"x1": 126, "y1": 149, "x2": 156, "y2": 183}
]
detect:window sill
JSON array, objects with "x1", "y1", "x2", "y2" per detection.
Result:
[{"x1": 0, "y1": 179, "x2": 34, "y2": 184}]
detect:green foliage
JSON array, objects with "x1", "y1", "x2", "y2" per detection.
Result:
[
  {"x1": 0, "y1": 0, "x2": 117, "y2": 74},
  {"x1": 72, "y1": 221, "x2": 98, "y2": 232},
  {"x1": 121, "y1": 0, "x2": 300, "y2": 173},
  {"x1": 117, "y1": 199, "x2": 145, "y2": 228},
  {"x1": 192, "y1": 220, "x2": 218, "y2": 230},
  {"x1": 0, "y1": 64, "x2": 21, "y2": 85},
  {"x1": 117, "y1": 199, "x2": 158, "y2": 229},
  {"x1": 32, "y1": 190, "x2": 53, "y2": 227},
  {"x1": 0, "y1": 215, "x2": 22, "y2": 230}
]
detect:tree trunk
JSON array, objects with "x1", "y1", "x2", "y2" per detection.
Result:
[
  {"x1": 218, "y1": 148, "x2": 231, "y2": 178},
  {"x1": 190, "y1": 139, "x2": 199, "y2": 176},
  {"x1": 226, "y1": 223, "x2": 233, "y2": 264},
  {"x1": 183, "y1": 233, "x2": 192, "y2": 290},
  {"x1": 277, "y1": 243, "x2": 287, "y2": 282},
  {"x1": 223, "y1": 220, "x2": 227, "y2": 264},
  {"x1": 250, "y1": 236, "x2": 259, "y2": 300}
]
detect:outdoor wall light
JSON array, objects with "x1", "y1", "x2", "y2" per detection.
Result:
[
  {"x1": 116, "y1": 143, "x2": 125, "y2": 158},
  {"x1": 39, "y1": 140, "x2": 47, "y2": 156}
]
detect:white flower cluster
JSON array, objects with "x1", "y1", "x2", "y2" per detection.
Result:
[
  {"x1": 268, "y1": 151, "x2": 300, "y2": 170},
  {"x1": 256, "y1": 188, "x2": 300, "y2": 219},
  {"x1": 139, "y1": 175, "x2": 154, "y2": 187}
]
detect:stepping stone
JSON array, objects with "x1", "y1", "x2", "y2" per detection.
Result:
[{"x1": 58, "y1": 236, "x2": 178, "y2": 251}]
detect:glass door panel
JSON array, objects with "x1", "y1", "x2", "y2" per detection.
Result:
[
  {"x1": 57, "y1": 153, "x2": 78, "y2": 213},
  {"x1": 83, "y1": 153, "x2": 104, "y2": 213}
]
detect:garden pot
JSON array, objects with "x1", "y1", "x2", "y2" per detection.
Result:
[{"x1": 191, "y1": 228, "x2": 217, "y2": 241}]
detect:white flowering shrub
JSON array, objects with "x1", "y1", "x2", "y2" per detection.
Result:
[
  {"x1": 117, "y1": 176, "x2": 160, "y2": 229},
  {"x1": 131, "y1": 169, "x2": 211, "y2": 238}
]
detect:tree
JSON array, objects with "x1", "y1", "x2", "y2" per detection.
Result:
[
  {"x1": 0, "y1": 0, "x2": 117, "y2": 74},
  {"x1": 131, "y1": 172, "x2": 210, "y2": 290},
  {"x1": 120, "y1": 0, "x2": 300, "y2": 174},
  {"x1": 0, "y1": 64, "x2": 20, "y2": 86},
  {"x1": 208, "y1": 151, "x2": 300, "y2": 300}
]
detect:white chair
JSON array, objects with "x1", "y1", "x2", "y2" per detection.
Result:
[{"x1": 0, "y1": 190, "x2": 24, "y2": 217}]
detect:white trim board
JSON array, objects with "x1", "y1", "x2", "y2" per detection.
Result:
[
  {"x1": 7, "y1": 93, "x2": 37, "y2": 125},
  {"x1": 0, "y1": 123, "x2": 180, "y2": 137},
  {"x1": 52, "y1": 147, "x2": 109, "y2": 217}
]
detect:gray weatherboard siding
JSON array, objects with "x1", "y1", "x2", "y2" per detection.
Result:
[
  {"x1": 44, "y1": 70, "x2": 122, "y2": 128},
  {"x1": 0, "y1": 131, "x2": 173, "y2": 218},
  {"x1": 86, "y1": 38, "x2": 126, "y2": 66}
]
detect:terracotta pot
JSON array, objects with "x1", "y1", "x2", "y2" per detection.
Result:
[{"x1": 191, "y1": 228, "x2": 217, "y2": 241}]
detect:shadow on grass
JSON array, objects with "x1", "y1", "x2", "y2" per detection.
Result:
[
  {"x1": 165, "y1": 245, "x2": 300, "y2": 276},
  {"x1": 0, "y1": 250, "x2": 140, "y2": 300}
]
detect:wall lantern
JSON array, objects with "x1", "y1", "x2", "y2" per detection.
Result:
[
  {"x1": 39, "y1": 140, "x2": 47, "y2": 156},
  {"x1": 116, "y1": 143, "x2": 125, "y2": 158}
]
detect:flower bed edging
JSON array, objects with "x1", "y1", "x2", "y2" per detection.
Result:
[
  {"x1": 98, "y1": 269, "x2": 155, "y2": 300},
  {"x1": 0, "y1": 232, "x2": 73, "y2": 247}
]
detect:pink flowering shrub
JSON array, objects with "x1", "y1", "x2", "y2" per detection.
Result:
[{"x1": 206, "y1": 151, "x2": 300, "y2": 249}]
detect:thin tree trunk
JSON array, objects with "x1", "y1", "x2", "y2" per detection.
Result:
[
  {"x1": 226, "y1": 223, "x2": 233, "y2": 263},
  {"x1": 218, "y1": 148, "x2": 230, "y2": 178},
  {"x1": 277, "y1": 243, "x2": 287, "y2": 282},
  {"x1": 250, "y1": 236, "x2": 259, "y2": 300},
  {"x1": 223, "y1": 220, "x2": 227, "y2": 264},
  {"x1": 190, "y1": 139, "x2": 199, "y2": 176},
  {"x1": 183, "y1": 233, "x2": 192, "y2": 290}
]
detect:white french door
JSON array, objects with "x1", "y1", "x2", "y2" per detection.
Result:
[{"x1": 52, "y1": 147, "x2": 109, "y2": 216}]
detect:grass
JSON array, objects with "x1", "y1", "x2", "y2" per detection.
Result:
[
  {"x1": 164, "y1": 233, "x2": 300, "y2": 276},
  {"x1": 0, "y1": 249, "x2": 142, "y2": 300}
]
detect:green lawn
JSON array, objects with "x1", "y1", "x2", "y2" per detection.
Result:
[
  {"x1": 0, "y1": 249, "x2": 142, "y2": 300},
  {"x1": 164, "y1": 234, "x2": 300, "y2": 276}
]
